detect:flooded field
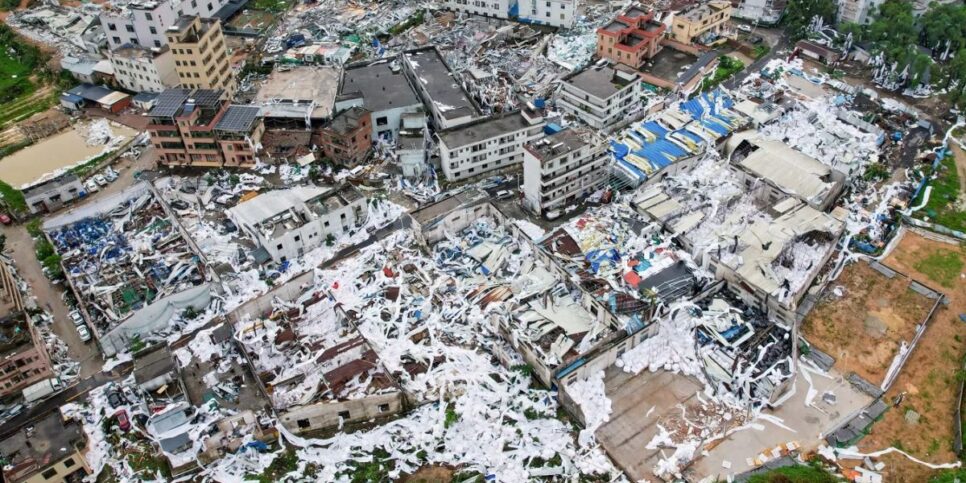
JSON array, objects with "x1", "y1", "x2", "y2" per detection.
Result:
[{"x1": 0, "y1": 121, "x2": 138, "y2": 188}]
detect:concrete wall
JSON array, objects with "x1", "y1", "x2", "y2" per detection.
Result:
[
  {"x1": 279, "y1": 391, "x2": 404, "y2": 434},
  {"x1": 13, "y1": 450, "x2": 89, "y2": 483},
  {"x1": 227, "y1": 270, "x2": 315, "y2": 324}
]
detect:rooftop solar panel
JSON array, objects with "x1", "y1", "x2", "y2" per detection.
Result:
[
  {"x1": 149, "y1": 88, "x2": 191, "y2": 117},
  {"x1": 190, "y1": 89, "x2": 223, "y2": 108},
  {"x1": 216, "y1": 105, "x2": 260, "y2": 132}
]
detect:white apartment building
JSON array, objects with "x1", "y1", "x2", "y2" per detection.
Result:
[
  {"x1": 438, "y1": 109, "x2": 546, "y2": 182},
  {"x1": 731, "y1": 0, "x2": 786, "y2": 25},
  {"x1": 336, "y1": 58, "x2": 424, "y2": 140},
  {"x1": 837, "y1": 0, "x2": 884, "y2": 24},
  {"x1": 556, "y1": 63, "x2": 643, "y2": 129},
  {"x1": 228, "y1": 184, "x2": 368, "y2": 264},
  {"x1": 445, "y1": 0, "x2": 575, "y2": 28},
  {"x1": 109, "y1": 45, "x2": 179, "y2": 93},
  {"x1": 517, "y1": 0, "x2": 576, "y2": 28},
  {"x1": 100, "y1": 0, "x2": 231, "y2": 51},
  {"x1": 522, "y1": 128, "x2": 609, "y2": 215},
  {"x1": 444, "y1": 0, "x2": 514, "y2": 19}
]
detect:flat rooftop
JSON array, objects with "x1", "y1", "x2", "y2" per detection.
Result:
[
  {"x1": 340, "y1": 59, "x2": 421, "y2": 113},
  {"x1": 565, "y1": 63, "x2": 639, "y2": 100},
  {"x1": 643, "y1": 47, "x2": 699, "y2": 83},
  {"x1": 404, "y1": 49, "x2": 481, "y2": 121},
  {"x1": 254, "y1": 66, "x2": 340, "y2": 119},
  {"x1": 525, "y1": 128, "x2": 592, "y2": 163},
  {"x1": 437, "y1": 111, "x2": 532, "y2": 149}
]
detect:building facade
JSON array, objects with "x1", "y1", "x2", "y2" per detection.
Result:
[
  {"x1": 731, "y1": 0, "x2": 787, "y2": 25},
  {"x1": 671, "y1": 0, "x2": 732, "y2": 45},
  {"x1": 147, "y1": 88, "x2": 263, "y2": 168},
  {"x1": 437, "y1": 109, "x2": 546, "y2": 182},
  {"x1": 0, "y1": 412, "x2": 90, "y2": 483},
  {"x1": 228, "y1": 184, "x2": 368, "y2": 264},
  {"x1": 0, "y1": 258, "x2": 54, "y2": 399},
  {"x1": 444, "y1": 0, "x2": 514, "y2": 19},
  {"x1": 444, "y1": 0, "x2": 576, "y2": 27},
  {"x1": 22, "y1": 173, "x2": 85, "y2": 215},
  {"x1": 837, "y1": 0, "x2": 885, "y2": 24},
  {"x1": 109, "y1": 45, "x2": 179, "y2": 93},
  {"x1": 556, "y1": 63, "x2": 643, "y2": 129},
  {"x1": 100, "y1": 0, "x2": 232, "y2": 51},
  {"x1": 522, "y1": 128, "x2": 609, "y2": 215},
  {"x1": 166, "y1": 16, "x2": 236, "y2": 97},
  {"x1": 314, "y1": 107, "x2": 372, "y2": 167},
  {"x1": 596, "y1": 6, "x2": 667, "y2": 69}
]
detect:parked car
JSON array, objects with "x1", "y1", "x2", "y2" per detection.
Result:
[
  {"x1": 5, "y1": 404, "x2": 25, "y2": 419},
  {"x1": 76, "y1": 324, "x2": 92, "y2": 342},
  {"x1": 69, "y1": 311, "x2": 85, "y2": 326},
  {"x1": 737, "y1": 24, "x2": 752, "y2": 33},
  {"x1": 495, "y1": 190, "x2": 514, "y2": 200},
  {"x1": 545, "y1": 209, "x2": 561, "y2": 221},
  {"x1": 0, "y1": 213, "x2": 10, "y2": 225},
  {"x1": 114, "y1": 409, "x2": 131, "y2": 431},
  {"x1": 107, "y1": 390, "x2": 128, "y2": 409},
  {"x1": 103, "y1": 168, "x2": 118, "y2": 182},
  {"x1": 93, "y1": 175, "x2": 108, "y2": 187},
  {"x1": 85, "y1": 180, "x2": 100, "y2": 193}
]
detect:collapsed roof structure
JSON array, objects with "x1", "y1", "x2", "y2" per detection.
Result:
[{"x1": 44, "y1": 182, "x2": 214, "y2": 356}]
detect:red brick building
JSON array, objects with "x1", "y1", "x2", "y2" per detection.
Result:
[
  {"x1": 596, "y1": 6, "x2": 667, "y2": 69},
  {"x1": 314, "y1": 107, "x2": 372, "y2": 167},
  {"x1": 147, "y1": 88, "x2": 264, "y2": 168}
]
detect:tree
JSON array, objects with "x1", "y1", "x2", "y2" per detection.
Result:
[
  {"x1": 867, "y1": 0, "x2": 917, "y2": 62},
  {"x1": 783, "y1": 0, "x2": 838, "y2": 40},
  {"x1": 920, "y1": 3, "x2": 966, "y2": 54}
]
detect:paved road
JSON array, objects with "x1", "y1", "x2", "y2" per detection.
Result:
[{"x1": 0, "y1": 365, "x2": 131, "y2": 439}]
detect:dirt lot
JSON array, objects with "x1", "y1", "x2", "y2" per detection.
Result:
[
  {"x1": 802, "y1": 260, "x2": 935, "y2": 386},
  {"x1": 854, "y1": 231, "x2": 966, "y2": 482}
]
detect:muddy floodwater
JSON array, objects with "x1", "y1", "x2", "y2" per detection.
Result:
[{"x1": 0, "y1": 122, "x2": 138, "y2": 188}]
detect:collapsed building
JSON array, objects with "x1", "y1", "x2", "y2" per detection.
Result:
[
  {"x1": 230, "y1": 271, "x2": 404, "y2": 435},
  {"x1": 44, "y1": 182, "x2": 214, "y2": 356},
  {"x1": 611, "y1": 90, "x2": 746, "y2": 187},
  {"x1": 633, "y1": 154, "x2": 846, "y2": 324}
]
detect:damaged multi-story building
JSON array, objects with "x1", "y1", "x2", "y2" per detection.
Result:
[
  {"x1": 227, "y1": 184, "x2": 368, "y2": 265},
  {"x1": 556, "y1": 62, "x2": 645, "y2": 129},
  {"x1": 147, "y1": 88, "x2": 263, "y2": 168},
  {"x1": 437, "y1": 109, "x2": 547, "y2": 182},
  {"x1": 0, "y1": 257, "x2": 54, "y2": 399},
  {"x1": 521, "y1": 127, "x2": 610, "y2": 215}
]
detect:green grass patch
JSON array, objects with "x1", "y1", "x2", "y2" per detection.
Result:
[
  {"x1": 700, "y1": 55, "x2": 745, "y2": 92},
  {"x1": 931, "y1": 467, "x2": 966, "y2": 482},
  {"x1": 912, "y1": 249, "x2": 964, "y2": 288},
  {"x1": 245, "y1": 447, "x2": 299, "y2": 483},
  {"x1": 915, "y1": 154, "x2": 966, "y2": 232},
  {"x1": 0, "y1": 178, "x2": 26, "y2": 214},
  {"x1": 71, "y1": 150, "x2": 116, "y2": 179},
  {"x1": 752, "y1": 44, "x2": 770, "y2": 59},
  {"x1": 128, "y1": 446, "x2": 172, "y2": 479},
  {"x1": 746, "y1": 463, "x2": 839, "y2": 483}
]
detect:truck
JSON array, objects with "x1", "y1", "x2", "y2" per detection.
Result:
[{"x1": 22, "y1": 377, "x2": 63, "y2": 404}]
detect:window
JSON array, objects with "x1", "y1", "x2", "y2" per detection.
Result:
[
  {"x1": 276, "y1": 243, "x2": 283, "y2": 249},
  {"x1": 145, "y1": 12, "x2": 153, "y2": 20},
  {"x1": 323, "y1": 221, "x2": 330, "y2": 227},
  {"x1": 376, "y1": 116, "x2": 388, "y2": 126},
  {"x1": 125, "y1": 24, "x2": 135, "y2": 32},
  {"x1": 64, "y1": 458, "x2": 76, "y2": 468},
  {"x1": 297, "y1": 419, "x2": 310, "y2": 429},
  {"x1": 338, "y1": 410, "x2": 350, "y2": 419},
  {"x1": 294, "y1": 235, "x2": 300, "y2": 241},
  {"x1": 107, "y1": 22, "x2": 116, "y2": 30},
  {"x1": 149, "y1": 26, "x2": 157, "y2": 34},
  {"x1": 41, "y1": 468, "x2": 58, "y2": 479},
  {"x1": 378, "y1": 403, "x2": 391, "y2": 413},
  {"x1": 113, "y1": 36, "x2": 121, "y2": 44}
]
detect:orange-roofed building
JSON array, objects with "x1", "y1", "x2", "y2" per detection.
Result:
[{"x1": 596, "y1": 5, "x2": 667, "y2": 69}]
